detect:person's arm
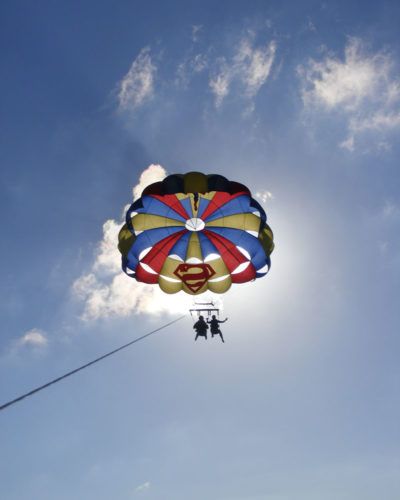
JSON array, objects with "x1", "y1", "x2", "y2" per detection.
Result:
[{"x1": 219, "y1": 318, "x2": 228, "y2": 323}]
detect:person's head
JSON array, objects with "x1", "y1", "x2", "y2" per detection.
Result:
[
  {"x1": 212, "y1": 315, "x2": 216, "y2": 319},
  {"x1": 199, "y1": 315, "x2": 204, "y2": 321}
]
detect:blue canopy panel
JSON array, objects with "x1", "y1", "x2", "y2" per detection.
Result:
[
  {"x1": 169, "y1": 232, "x2": 192, "y2": 260},
  {"x1": 122, "y1": 254, "x2": 139, "y2": 276},
  {"x1": 249, "y1": 198, "x2": 267, "y2": 224},
  {"x1": 127, "y1": 226, "x2": 184, "y2": 264},
  {"x1": 197, "y1": 197, "x2": 211, "y2": 218},
  {"x1": 204, "y1": 227, "x2": 268, "y2": 271},
  {"x1": 198, "y1": 232, "x2": 220, "y2": 260},
  {"x1": 205, "y1": 195, "x2": 256, "y2": 222},
  {"x1": 178, "y1": 197, "x2": 194, "y2": 219},
  {"x1": 126, "y1": 196, "x2": 187, "y2": 231},
  {"x1": 255, "y1": 255, "x2": 271, "y2": 277}
]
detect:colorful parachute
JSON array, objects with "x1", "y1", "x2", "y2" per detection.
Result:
[{"x1": 118, "y1": 172, "x2": 274, "y2": 295}]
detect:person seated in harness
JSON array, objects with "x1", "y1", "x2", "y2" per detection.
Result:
[
  {"x1": 193, "y1": 315, "x2": 208, "y2": 341},
  {"x1": 207, "y1": 315, "x2": 228, "y2": 343}
]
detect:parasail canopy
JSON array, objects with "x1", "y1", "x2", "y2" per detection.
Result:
[{"x1": 118, "y1": 172, "x2": 274, "y2": 295}]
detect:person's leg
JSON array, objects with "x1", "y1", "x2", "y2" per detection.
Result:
[{"x1": 219, "y1": 331, "x2": 225, "y2": 343}]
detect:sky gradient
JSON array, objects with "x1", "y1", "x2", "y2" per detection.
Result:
[{"x1": 1, "y1": 1, "x2": 400, "y2": 499}]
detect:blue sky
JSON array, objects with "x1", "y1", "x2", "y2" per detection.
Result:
[{"x1": 1, "y1": 1, "x2": 400, "y2": 499}]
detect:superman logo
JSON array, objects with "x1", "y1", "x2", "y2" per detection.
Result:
[{"x1": 173, "y1": 263, "x2": 216, "y2": 293}]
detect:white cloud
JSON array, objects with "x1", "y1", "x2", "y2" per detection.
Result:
[
  {"x1": 72, "y1": 164, "x2": 193, "y2": 321},
  {"x1": 176, "y1": 53, "x2": 208, "y2": 88},
  {"x1": 348, "y1": 110, "x2": 400, "y2": 134},
  {"x1": 191, "y1": 54, "x2": 208, "y2": 73},
  {"x1": 73, "y1": 272, "x2": 191, "y2": 321},
  {"x1": 17, "y1": 329, "x2": 48, "y2": 348},
  {"x1": 133, "y1": 163, "x2": 167, "y2": 201},
  {"x1": 305, "y1": 17, "x2": 317, "y2": 33},
  {"x1": 209, "y1": 36, "x2": 276, "y2": 108},
  {"x1": 93, "y1": 219, "x2": 122, "y2": 275},
  {"x1": 209, "y1": 58, "x2": 231, "y2": 107},
  {"x1": 115, "y1": 34, "x2": 275, "y2": 115},
  {"x1": 299, "y1": 37, "x2": 400, "y2": 150},
  {"x1": 382, "y1": 200, "x2": 400, "y2": 220},
  {"x1": 255, "y1": 190, "x2": 273, "y2": 204},
  {"x1": 118, "y1": 48, "x2": 156, "y2": 110},
  {"x1": 191, "y1": 25, "x2": 203, "y2": 43},
  {"x1": 300, "y1": 38, "x2": 381, "y2": 110},
  {"x1": 339, "y1": 135, "x2": 355, "y2": 152},
  {"x1": 235, "y1": 38, "x2": 276, "y2": 98},
  {"x1": 135, "y1": 481, "x2": 151, "y2": 492}
]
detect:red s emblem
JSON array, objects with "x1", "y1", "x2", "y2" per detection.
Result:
[{"x1": 174, "y1": 263, "x2": 216, "y2": 293}]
